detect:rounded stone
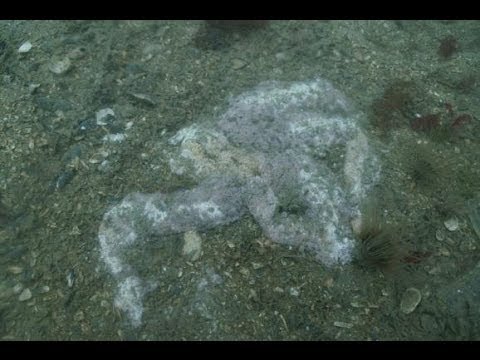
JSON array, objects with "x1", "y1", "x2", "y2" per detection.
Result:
[
  {"x1": 49, "y1": 57, "x2": 71, "y2": 74},
  {"x1": 18, "y1": 288, "x2": 32, "y2": 302},
  {"x1": 18, "y1": 41, "x2": 32, "y2": 53},
  {"x1": 444, "y1": 218, "x2": 459, "y2": 232},
  {"x1": 435, "y1": 229, "x2": 445, "y2": 241},
  {"x1": 400, "y1": 287, "x2": 422, "y2": 314},
  {"x1": 231, "y1": 58, "x2": 247, "y2": 70},
  {"x1": 13, "y1": 284, "x2": 23, "y2": 294},
  {"x1": 182, "y1": 231, "x2": 202, "y2": 261}
]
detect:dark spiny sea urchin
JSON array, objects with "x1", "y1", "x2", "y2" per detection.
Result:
[{"x1": 353, "y1": 203, "x2": 408, "y2": 273}]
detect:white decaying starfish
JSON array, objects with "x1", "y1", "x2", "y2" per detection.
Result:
[{"x1": 98, "y1": 78, "x2": 381, "y2": 327}]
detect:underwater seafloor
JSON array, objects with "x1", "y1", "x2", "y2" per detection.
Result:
[{"x1": 0, "y1": 20, "x2": 479, "y2": 340}]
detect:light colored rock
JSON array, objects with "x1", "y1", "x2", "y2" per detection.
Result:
[
  {"x1": 400, "y1": 287, "x2": 422, "y2": 314},
  {"x1": 232, "y1": 58, "x2": 247, "y2": 70},
  {"x1": 49, "y1": 57, "x2": 71, "y2": 74},
  {"x1": 7, "y1": 266, "x2": 23, "y2": 274},
  {"x1": 289, "y1": 287, "x2": 300, "y2": 297},
  {"x1": 96, "y1": 108, "x2": 115, "y2": 126},
  {"x1": 182, "y1": 231, "x2": 202, "y2": 261},
  {"x1": 13, "y1": 284, "x2": 23, "y2": 294},
  {"x1": 435, "y1": 229, "x2": 445, "y2": 241},
  {"x1": 19, "y1": 288, "x2": 32, "y2": 302},
  {"x1": 444, "y1": 217, "x2": 459, "y2": 231},
  {"x1": 334, "y1": 321, "x2": 353, "y2": 329},
  {"x1": 0, "y1": 282, "x2": 14, "y2": 299},
  {"x1": 18, "y1": 41, "x2": 32, "y2": 53}
]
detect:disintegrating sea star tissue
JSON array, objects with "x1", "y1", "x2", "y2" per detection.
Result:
[{"x1": 98, "y1": 77, "x2": 381, "y2": 327}]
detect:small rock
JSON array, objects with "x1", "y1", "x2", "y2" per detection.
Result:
[
  {"x1": 400, "y1": 287, "x2": 422, "y2": 314},
  {"x1": 350, "y1": 217, "x2": 362, "y2": 236},
  {"x1": 18, "y1": 288, "x2": 32, "y2": 302},
  {"x1": 40, "y1": 285, "x2": 50, "y2": 294},
  {"x1": 435, "y1": 229, "x2": 445, "y2": 241},
  {"x1": 13, "y1": 284, "x2": 23, "y2": 294},
  {"x1": 323, "y1": 277, "x2": 334, "y2": 288},
  {"x1": 239, "y1": 267, "x2": 250, "y2": 277},
  {"x1": 275, "y1": 52, "x2": 287, "y2": 61},
  {"x1": 248, "y1": 289, "x2": 258, "y2": 301},
  {"x1": 182, "y1": 231, "x2": 202, "y2": 261},
  {"x1": 28, "y1": 83, "x2": 41, "y2": 94},
  {"x1": 96, "y1": 108, "x2": 115, "y2": 126},
  {"x1": 74, "y1": 311, "x2": 85, "y2": 322},
  {"x1": 7, "y1": 266, "x2": 23, "y2": 274},
  {"x1": 0, "y1": 282, "x2": 14, "y2": 299},
  {"x1": 66, "y1": 269, "x2": 75, "y2": 288},
  {"x1": 444, "y1": 217, "x2": 459, "y2": 231},
  {"x1": 353, "y1": 48, "x2": 366, "y2": 63},
  {"x1": 49, "y1": 57, "x2": 71, "y2": 74},
  {"x1": 18, "y1": 41, "x2": 32, "y2": 53},
  {"x1": 251, "y1": 262, "x2": 263, "y2": 270},
  {"x1": 333, "y1": 321, "x2": 353, "y2": 329},
  {"x1": 439, "y1": 248, "x2": 450, "y2": 257},
  {"x1": 232, "y1": 58, "x2": 247, "y2": 70},
  {"x1": 67, "y1": 47, "x2": 86, "y2": 60},
  {"x1": 128, "y1": 92, "x2": 156, "y2": 106},
  {"x1": 289, "y1": 287, "x2": 300, "y2": 297},
  {"x1": 428, "y1": 266, "x2": 441, "y2": 275}
]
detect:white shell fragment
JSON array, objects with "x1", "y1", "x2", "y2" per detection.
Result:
[
  {"x1": 400, "y1": 287, "x2": 422, "y2": 314},
  {"x1": 333, "y1": 321, "x2": 353, "y2": 329},
  {"x1": 182, "y1": 231, "x2": 202, "y2": 261},
  {"x1": 96, "y1": 108, "x2": 115, "y2": 126},
  {"x1": 435, "y1": 229, "x2": 445, "y2": 241},
  {"x1": 18, "y1": 41, "x2": 32, "y2": 53},
  {"x1": 18, "y1": 288, "x2": 32, "y2": 302},
  {"x1": 444, "y1": 217, "x2": 459, "y2": 232},
  {"x1": 49, "y1": 57, "x2": 71, "y2": 74}
]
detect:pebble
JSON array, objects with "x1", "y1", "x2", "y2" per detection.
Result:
[
  {"x1": 231, "y1": 58, "x2": 247, "y2": 70},
  {"x1": 444, "y1": 217, "x2": 459, "y2": 232},
  {"x1": 353, "y1": 47, "x2": 367, "y2": 63},
  {"x1": 251, "y1": 262, "x2": 263, "y2": 270},
  {"x1": 7, "y1": 266, "x2": 23, "y2": 274},
  {"x1": 435, "y1": 229, "x2": 445, "y2": 241},
  {"x1": 67, "y1": 269, "x2": 75, "y2": 288},
  {"x1": 275, "y1": 52, "x2": 287, "y2": 61},
  {"x1": 182, "y1": 231, "x2": 202, "y2": 261},
  {"x1": 439, "y1": 248, "x2": 450, "y2": 257},
  {"x1": 74, "y1": 311, "x2": 85, "y2": 322},
  {"x1": 0, "y1": 282, "x2": 14, "y2": 299},
  {"x1": 289, "y1": 287, "x2": 300, "y2": 297},
  {"x1": 18, "y1": 41, "x2": 32, "y2": 53},
  {"x1": 67, "y1": 47, "x2": 86, "y2": 60},
  {"x1": 400, "y1": 287, "x2": 422, "y2": 314},
  {"x1": 96, "y1": 108, "x2": 115, "y2": 126},
  {"x1": 239, "y1": 267, "x2": 250, "y2": 277},
  {"x1": 39, "y1": 285, "x2": 50, "y2": 294},
  {"x1": 128, "y1": 92, "x2": 156, "y2": 106},
  {"x1": 248, "y1": 289, "x2": 258, "y2": 301},
  {"x1": 18, "y1": 288, "x2": 32, "y2": 302},
  {"x1": 13, "y1": 283, "x2": 23, "y2": 294},
  {"x1": 323, "y1": 277, "x2": 334, "y2": 288},
  {"x1": 28, "y1": 83, "x2": 41, "y2": 94},
  {"x1": 333, "y1": 321, "x2": 353, "y2": 329},
  {"x1": 49, "y1": 57, "x2": 71, "y2": 74}
]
